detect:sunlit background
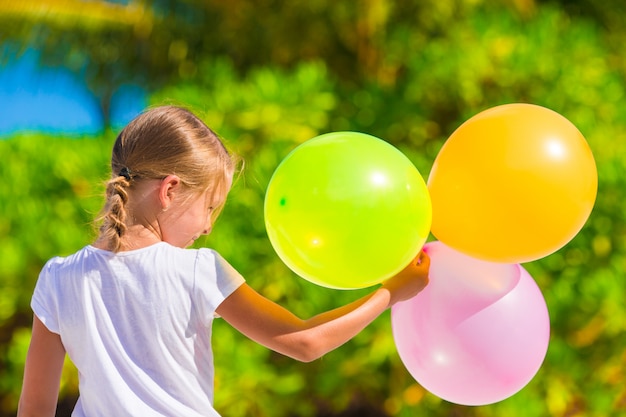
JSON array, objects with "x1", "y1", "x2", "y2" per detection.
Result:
[
  {"x1": 0, "y1": 48, "x2": 145, "y2": 135},
  {"x1": 1, "y1": 0, "x2": 626, "y2": 416}
]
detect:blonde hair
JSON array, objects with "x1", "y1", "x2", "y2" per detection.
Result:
[{"x1": 96, "y1": 105, "x2": 236, "y2": 252}]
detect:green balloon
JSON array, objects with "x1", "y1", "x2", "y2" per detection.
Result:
[{"x1": 264, "y1": 132, "x2": 432, "y2": 289}]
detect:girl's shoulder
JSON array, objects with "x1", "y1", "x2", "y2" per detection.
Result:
[{"x1": 41, "y1": 243, "x2": 227, "y2": 278}]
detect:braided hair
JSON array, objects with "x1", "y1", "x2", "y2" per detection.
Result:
[{"x1": 95, "y1": 105, "x2": 236, "y2": 252}]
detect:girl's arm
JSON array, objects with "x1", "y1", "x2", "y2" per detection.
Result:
[
  {"x1": 216, "y1": 252, "x2": 430, "y2": 362},
  {"x1": 17, "y1": 316, "x2": 66, "y2": 417}
]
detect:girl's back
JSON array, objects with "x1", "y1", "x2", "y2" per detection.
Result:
[{"x1": 33, "y1": 243, "x2": 243, "y2": 416}]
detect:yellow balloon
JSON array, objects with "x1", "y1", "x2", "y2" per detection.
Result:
[
  {"x1": 265, "y1": 132, "x2": 432, "y2": 289},
  {"x1": 427, "y1": 103, "x2": 598, "y2": 263}
]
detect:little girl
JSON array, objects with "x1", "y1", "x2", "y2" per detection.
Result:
[{"x1": 18, "y1": 105, "x2": 430, "y2": 416}]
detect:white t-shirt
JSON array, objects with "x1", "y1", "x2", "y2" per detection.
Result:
[{"x1": 31, "y1": 242, "x2": 245, "y2": 417}]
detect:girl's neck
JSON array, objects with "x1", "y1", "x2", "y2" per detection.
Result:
[{"x1": 93, "y1": 224, "x2": 163, "y2": 252}]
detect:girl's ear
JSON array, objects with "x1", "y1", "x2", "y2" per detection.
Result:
[{"x1": 159, "y1": 175, "x2": 181, "y2": 210}]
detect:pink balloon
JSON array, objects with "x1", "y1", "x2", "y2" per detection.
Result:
[{"x1": 391, "y1": 241, "x2": 550, "y2": 406}]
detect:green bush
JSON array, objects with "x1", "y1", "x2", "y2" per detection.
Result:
[{"x1": 0, "y1": 135, "x2": 112, "y2": 410}]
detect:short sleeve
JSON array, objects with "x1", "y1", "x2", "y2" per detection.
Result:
[
  {"x1": 193, "y1": 249, "x2": 245, "y2": 323},
  {"x1": 31, "y1": 258, "x2": 61, "y2": 334}
]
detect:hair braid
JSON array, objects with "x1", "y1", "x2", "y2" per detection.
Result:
[
  {"x1": 97, "y1": 176, "x2": 131, "y2": 252},
  {"x1": 94, "y1": 105, "x2": 236, "y2": 252}
]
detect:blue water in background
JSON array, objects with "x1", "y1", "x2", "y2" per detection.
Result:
[{"x1": 0, "y1": 49, "x2": 146, "y2": 137}]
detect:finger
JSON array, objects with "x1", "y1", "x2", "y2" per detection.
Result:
[
  {"x1": 414, "y1": 251, "x2": 424, "y2": 265},
  {"x1": 417, "y1": 252, "x2": 430, "y2": 267}
]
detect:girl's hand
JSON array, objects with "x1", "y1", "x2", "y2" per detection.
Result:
[
  {"x1": 218, "y1": 251, "x2": 430, "y2": 362},
  {"x1": 380, "y1": 251, "x2": 430, "y2": 307}
]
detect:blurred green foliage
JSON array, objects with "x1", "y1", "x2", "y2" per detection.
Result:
[{"x1": 2, "y1": 0, "x2": 626, "y2": 416}]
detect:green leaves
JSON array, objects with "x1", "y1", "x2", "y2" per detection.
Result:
[{"x1": 0, "y1": 134, "x2": 111, "y2": 410}]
